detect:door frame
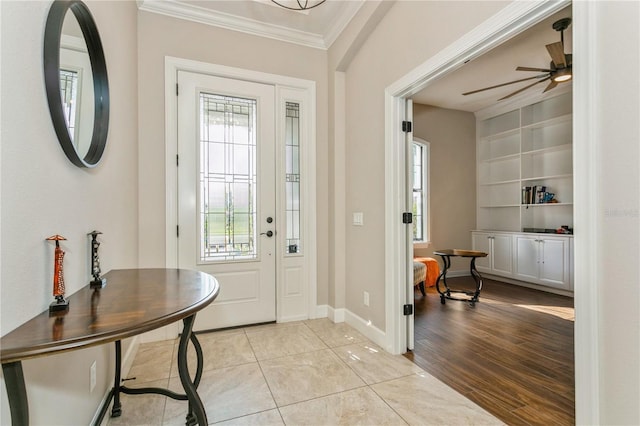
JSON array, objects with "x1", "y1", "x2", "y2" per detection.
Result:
[
  {"x1": 165, "y1": 56, "x2": 318, "y2": 324},
  {"x1": 384, "y1": 0, "x2": 598, "y2": 423}
]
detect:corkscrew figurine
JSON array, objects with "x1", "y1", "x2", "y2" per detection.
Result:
[
  {"x1": 47, "y1": 234, "x2": 69, "y2": 312},
  {"x1": 88, "y1": 230, "x2": 106, "y2": 288}
]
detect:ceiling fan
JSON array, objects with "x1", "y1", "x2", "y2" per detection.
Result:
[{"x1": 463, "y1": 18, "x2": 572, "y2": 101}]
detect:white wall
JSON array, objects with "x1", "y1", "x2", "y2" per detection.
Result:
[
  {"x1": 0, "y1": 1, "x2": 138, "y2": 424},
  {"x1": 336, "y1": 0, "x2": 507, "y2": 330},
  {"x1": 136, "y1": 10, "x2": 330, "y2": 305},
  {"x1": 412, "y1": 104, "x2": 476, "y2": 272}
]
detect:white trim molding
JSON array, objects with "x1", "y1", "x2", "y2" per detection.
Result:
[
  {"x1": 344, "y1": 310, "x2": 387, "y2": 350},
  {"x1": 138, "y1": 0, "x2": 364, "y2": 50},
  {"x1": 572, "y1": 1, "x2": 600, "y2": 423}
]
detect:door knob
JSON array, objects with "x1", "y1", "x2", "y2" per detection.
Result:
[{"x1": 260, "y1": 230, "x2": 274, "y2": 237}]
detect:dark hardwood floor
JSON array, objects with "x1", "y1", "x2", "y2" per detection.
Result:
[{"x1": 404, "y1": 276, "x2": 574, "y2": 425}]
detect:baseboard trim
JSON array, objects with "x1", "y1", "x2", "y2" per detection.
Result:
[
  {"x1": 483, "y1": 274, "x2": 574, "y2": 297},
  {"x1": 343, "y1": 310, "x2": 387, "y2": 350},
  {"x1": 317, "y1": 304, "x2": 346, "y2": 323},
  {"x1": 314, "y1": 306, "x2": 386, "y2": 349}
]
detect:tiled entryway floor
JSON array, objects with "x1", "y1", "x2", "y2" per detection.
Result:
[{"x1": 106, "y1": 319, "x2": 502, "y2": 425}]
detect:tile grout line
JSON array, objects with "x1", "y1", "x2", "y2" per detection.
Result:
[{"x1": 242, "y1": 327, "x2": 286, "y2": 423}]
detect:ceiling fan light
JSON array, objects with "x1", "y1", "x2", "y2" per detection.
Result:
[{"x1": 553, "y1": 68, "x2": 572, "y2": 82}]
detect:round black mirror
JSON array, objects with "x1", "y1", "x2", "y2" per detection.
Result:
[{"x1": 44, "y1": 0, "x2": 109, "y2": 168}]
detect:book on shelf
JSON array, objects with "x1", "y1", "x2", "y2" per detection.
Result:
[
  {"x1": 522, "y1": 186, "x2": 553, "y2": 204},
  {"x1": 535, "y1": 186, "x2": 546, "y2": 204}
]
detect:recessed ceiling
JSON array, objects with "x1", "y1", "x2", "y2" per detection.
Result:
[
  {"x1": 412, "y1": 5, "x2": 573, "y2": 113},
  {"x1": 137, "y1": 0, "x2": 365, "y2": 49}
]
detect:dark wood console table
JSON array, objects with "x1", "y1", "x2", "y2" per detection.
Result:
[
  {"x1": 433, "y1": 249, "x2": 488, "y2": 306},
  {"x1": 0, "y1": 268, "x2": 219, "y2": 426}
]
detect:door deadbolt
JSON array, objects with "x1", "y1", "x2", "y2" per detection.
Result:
[{"x1": 266, "y1": 217, "x2": 273, "y2": 223}]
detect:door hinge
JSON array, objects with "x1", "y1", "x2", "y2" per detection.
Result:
[
  {"x1": 402, "y1": 121, "x2": 412, "y2": 133},
  {"x1": 176, "y1": 83, "x2": 179, "y2": 96},
  {"x1": 402, "y1": 212, "x2": 413, "y2": 224},
  {"x1": 176, "y1": 154, "x2": 179, "y2": 166},
  {"x1": 176, "y1": 225, "x2": 179, "y2": 237},
  {"x1": 403, "y1": 304, "x2": 413, "y2": 315}
]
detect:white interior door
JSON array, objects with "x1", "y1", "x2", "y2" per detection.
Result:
[
  {"x1": 405, "y1": 99, "x2": 415, "y2": 351},
  {"x1": 178, "y1": 71, "x2": 276, "y2": 331}
]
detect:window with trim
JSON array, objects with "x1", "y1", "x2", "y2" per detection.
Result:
[{"x1": 412, "y1": 140, "x2": 430, "y2": 245}]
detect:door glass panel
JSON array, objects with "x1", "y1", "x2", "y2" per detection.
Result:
[
  {"x1": 285, "y1": 102, "x2": 301, "y2": 254},
  {"x1": 199, "y1": 92, "x2": 257, "y2": 262}
]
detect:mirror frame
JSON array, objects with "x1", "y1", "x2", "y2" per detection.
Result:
[{"x1": 44, "y1": 0, "x2": 109, "y2": 168}]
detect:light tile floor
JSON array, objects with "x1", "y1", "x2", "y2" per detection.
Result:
[{"x1": 106, "y1": 319, "x2": 502, "y2": 425}]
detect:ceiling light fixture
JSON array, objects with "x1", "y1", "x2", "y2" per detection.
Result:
[
  {"x1": 270, "y1": 0, "x2": 326, "y2": 11},
  {"x1": 553, "y1": 67, "x2": 572, "y2": 82}
]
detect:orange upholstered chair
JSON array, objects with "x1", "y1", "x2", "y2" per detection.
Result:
[{"x1": 413, "y1": 257, "x2": 440, "y2": 296}]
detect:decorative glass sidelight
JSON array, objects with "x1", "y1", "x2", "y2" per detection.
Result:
[
  {"x1": 285, "y1": 102, "x2": 301, "y2": 254},
  {"x1": 199, "y1": 92, "x2": 257, "y2": 261}
]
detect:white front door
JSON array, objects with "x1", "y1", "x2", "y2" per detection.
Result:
[{"x1": 177, "y1": 71, "x2": 276, "y2": 331}]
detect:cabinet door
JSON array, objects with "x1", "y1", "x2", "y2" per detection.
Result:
[
  {"x1": 492, "y1": 234, "x2": 513, "y2": 276},
  {"x1": 514, "y1": 236, "x2": 539, "y2": 281},
  {"x1": 472, "y1": 232, "x2": 492, "y2": 273},
  {"x1": 539, "y1": 237, "x2": 569, "y2": 288}
]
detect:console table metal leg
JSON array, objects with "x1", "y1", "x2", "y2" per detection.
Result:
[
  {"x1": 110, "y1": 340, "x2": 123, "y2": 417},
  {"x1": 185, "y1": 332, "x2": 204, "y2": 425},
  {"x1": 178, "y1": 315, "x2": 207, "y2": 426},
  {"x1": 2, "y1": 361, "x2": 28, "y2": 426}
]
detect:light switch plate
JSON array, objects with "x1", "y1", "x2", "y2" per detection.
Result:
[{"x1": 353, "y1": 212, "x2": 364, "y2": 226}]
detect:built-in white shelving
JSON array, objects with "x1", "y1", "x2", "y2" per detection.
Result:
[{"x1": 476, "y1": 91, "x2": 573, "y2": 232}]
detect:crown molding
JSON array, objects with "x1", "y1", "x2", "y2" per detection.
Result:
[
  {"x1": 138, "y1": 0, "x2": 364, "y2": 50},
  {"x1": 323, "y1": 1, "x2": 365, "y2": 49}
]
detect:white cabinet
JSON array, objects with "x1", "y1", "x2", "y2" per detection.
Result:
[
  {"x1": 514, "y1": 235, "x2": 571, "y2": 290},
  {"x1": 472, "y1": 231, "x2": 573, "y2": 292},
  {"x1": 472, "y1": 232, "x2": 512, "y2": 277}
]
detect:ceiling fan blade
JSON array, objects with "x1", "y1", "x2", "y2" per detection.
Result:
[
  {"x1": 498, "y1": 77, "x2": 551, "y2": 101},
  {"x1": 462, "y1": 74, "x2": 548, "y2": 96},
  {"x1": 543, "y1": 79, "x2": 559, "y2": 93},
  {"x1": 546, "y1": 42, "x2": 566, "y2": 68},
  {"x1": 517, "y1": 66, "x2": 553, "y2": 72}
]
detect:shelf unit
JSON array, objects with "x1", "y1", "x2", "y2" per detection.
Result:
[{"x1": 476, "y1": 91, "x2": 573, "y2": 232}]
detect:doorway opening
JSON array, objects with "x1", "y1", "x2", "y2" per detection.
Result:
[
  {"x1": 384, "y1": 1, "x2": 578, "y2": 423},
  {"x1": 384, "y1": 0, "x2": 573, "y2": 354}
]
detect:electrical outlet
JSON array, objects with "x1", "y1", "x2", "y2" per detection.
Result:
[
  {"x1": 364, "y1": 291, "x2": 370, "y2": 307},
  {"x1": 90, "y1": 361, "x2": 97, "y2": 393}
]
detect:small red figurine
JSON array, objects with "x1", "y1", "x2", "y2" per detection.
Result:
[{"x1": 47, "y1": 234, "x2": 69, "y2": 312}]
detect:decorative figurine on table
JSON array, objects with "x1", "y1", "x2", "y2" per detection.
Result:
[
  {"x1": 47, "y1": 234, "x2": 69, "y2": 312},
  {"x1": 88, "y1": 230, "x2": 106, "y2": 288}
]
